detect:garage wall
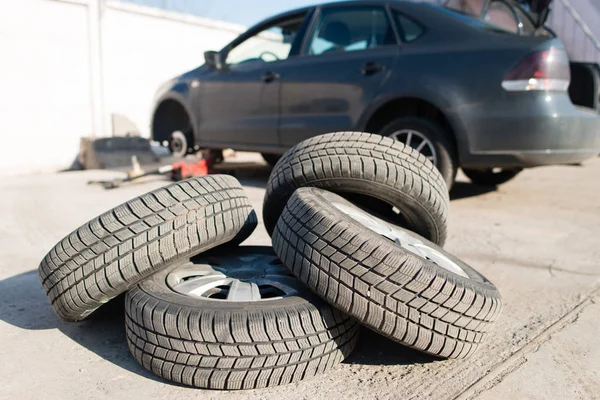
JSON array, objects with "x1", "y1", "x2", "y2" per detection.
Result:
[
  {"x1": 0, "y1": 0, "x2": 91, "y2": 173},
  {"x1": 0, "y1": 0, "x2": 245, "y2": 174}
]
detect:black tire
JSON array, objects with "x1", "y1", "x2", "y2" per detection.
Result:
[
  {"x1": 38, "y1": 175, "x2": 257, "y2": 322},
  {"x1": 272, "y1": 188, "x2": 502, "y2": 359},
  {"x1": 462, "y1": 168, "x2": 522, "y2": 186},
  {"x1": 125, "y1": 246, "x2": 359, "y2": 390},
  {"x1": 263, "y1": 131, "x2": 450, "y2": 245},
  {"x1": 380, "y1": 117, "x2": 458, "y2": 190},
  {"x1": 261, "y1": 153, "x2": 282, "y2": 167}
]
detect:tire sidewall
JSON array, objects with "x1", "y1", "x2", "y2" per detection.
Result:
[
  {"x1": 306, "y1": 188, "x2": 498, "y2": 292},
  {"x1": 274, "y1": 176, "x2": 445, "y2": 245},
  {"x1": 463, "y1": 168, "x2": 522, "y2": 186}
]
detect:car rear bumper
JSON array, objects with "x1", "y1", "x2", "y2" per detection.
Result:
[{"x1": 458, "y1": 94, "x2": 600, "y2": 168}]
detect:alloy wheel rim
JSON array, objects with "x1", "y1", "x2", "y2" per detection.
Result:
[
  {"x1": 332, "y1": 202, "x2": 469, "y2": 278},
  {"x1": 389, "y1": 129, "x2": 438, "y2": 166},
  {"x1": 166, "y1": 253, "x2": 302, "y2": 302}
]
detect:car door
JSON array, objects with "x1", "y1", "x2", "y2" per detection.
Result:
[
  {"x1": 196, "y1": 11, "x2": 309, "y2": 148},
  {"x1": 277, "y1": 4, "x2": 400, "y2": 146}
]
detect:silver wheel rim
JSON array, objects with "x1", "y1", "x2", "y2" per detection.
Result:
[
  {"x1": 169, "y1": 130, "x2": 187, "y2": 158},
  {"x1": 166, "y1": 253, "x2": 303, "y2": 302},
  {"x1": 333, "y1": 202, "x2": 469, "y2": 278},
  {"x1": 389, "y1": 129, "x2": 438, "y2": 166}
]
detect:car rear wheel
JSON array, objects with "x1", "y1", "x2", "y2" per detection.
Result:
[
  {"x1": 463, "y1": 168, "x2": 522, "y2": 186},
  {"x1": 381, "y1": 117, "x2": 457, "y2": 190}
]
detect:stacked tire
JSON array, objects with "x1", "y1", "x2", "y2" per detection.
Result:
[{"x1": 38, "y1": 132, "x2": 502, "y2": 390}]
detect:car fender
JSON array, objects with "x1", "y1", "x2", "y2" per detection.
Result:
[
  {"x1": 151, "y1": 86, "x2": 200, "y2": 144},
  {"x1": 357, "y1": 88, "x2": 471, "y2": 162}
]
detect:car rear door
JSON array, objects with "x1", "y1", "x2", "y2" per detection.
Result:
[{"x1": 276, "y1": 4, "x2": 400, "y2": 146}]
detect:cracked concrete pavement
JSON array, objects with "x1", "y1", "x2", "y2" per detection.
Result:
[{"x1": 0, "y1": 154, "x2": 599, "y2": 399}]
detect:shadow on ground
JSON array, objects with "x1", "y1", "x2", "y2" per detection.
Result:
[
  {"x1": 2, "y1": 270, "x2": 437, "y2": 378},
  {"x1": 216, "y1": 164, "x2": 272, "y2": 189},
  {"x1": 450, "y1": 182, "x2": 497, "y2": 201},
  {"x1": 0, "y1": 270, "x2": 165, "y2": 384},
  {"x1": 345, "y1": 327, "x2": 439, "y2": 366}
]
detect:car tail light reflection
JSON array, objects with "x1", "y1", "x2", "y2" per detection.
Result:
[{"x1": 502, "y1": 49, "x2": 570, "y2": 91}]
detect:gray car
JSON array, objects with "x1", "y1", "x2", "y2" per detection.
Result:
[{"x1": 151, "y1": 0, "x2": 600, "y2": 188}]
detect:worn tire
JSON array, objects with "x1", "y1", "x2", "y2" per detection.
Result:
[
  {"x1": 380, "y1": 117, "x2": 458, "y2": 190},
  {"x1": 263, "y1": 131, "x2": 450, "y2": 245},
  {"x1": 273, "y1": 188, "x2": 502, "y2": 359},
  {"x1": 463, "y1": 168, "x2": 522, "y2": 186},
  {"x1": 125, "y1": 246, "x2": 359, "y2": 390},
  {"x1": 38, "y1": 175, "x2": 257, "y2": 322}
]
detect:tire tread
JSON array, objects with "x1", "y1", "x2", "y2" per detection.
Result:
[
  {"x1": 38, "y1": 175, "x2": 257, "y2": 321},
  {"x1": 272, "y1": 188, "x2": 502, "y2": 359},
  {"x1": 263, "y1": 132, "x2": 449, "y2": 244},
  {"x1": 124, "y1": 285, "x2": 359, "y2": 389}
]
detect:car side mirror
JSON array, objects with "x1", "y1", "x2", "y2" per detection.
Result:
[{"x1": 204, "y1": 51, "x2": 222, "y2": 70}]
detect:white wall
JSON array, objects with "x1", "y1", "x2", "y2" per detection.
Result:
[
  {"x1": 0, "y1": 0, "x2": 91, "y2": 173},
  {"x1": 0, "y1": 0, "x2": 245, "y2": 174}
]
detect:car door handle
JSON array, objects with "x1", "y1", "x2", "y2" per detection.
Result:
[
  {"x1": 361, "y1": 62, "x2": 384, "y2": 76},
  {"x1": 261, "y1": 71, "x2": 280, "y2": 83}
]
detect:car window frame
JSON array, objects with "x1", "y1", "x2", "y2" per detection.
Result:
[
  {"x1": 299, "y1": 3, "x2": 401, "y2": 58},
  {"x1": 390, "y1": 8, "x2": 427, "y2": 44},
  {"x1": 219, "y1": 9, "x2": 314, "y2": 68}
]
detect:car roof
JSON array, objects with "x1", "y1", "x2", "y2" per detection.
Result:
[{"x1": 251, "y1": 0, "x2": 426, "y2": 29}]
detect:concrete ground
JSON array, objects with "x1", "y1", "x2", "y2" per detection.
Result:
[{"x1": 1, "y1": 154, "x2": 599, "y2": 400}]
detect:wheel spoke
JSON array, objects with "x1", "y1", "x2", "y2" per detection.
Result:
[
  {"x1": 405, "y1": 131, "x2": 413, "y2": 147},
  {"x1": 171, "y1": 272, "x2": 227, "y2": 296},
  {"x1": 415, "y1": 140, "x2": 428, "y2": 152},
  {"x1": 227, "y1": 280, "x2": 261, "y2": 301},
  {"x1": 389, "y1": 129, "x2": 437, "y2": 166}
]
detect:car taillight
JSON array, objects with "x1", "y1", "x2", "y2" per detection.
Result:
[{"x1": 502, "y1": 49, "x2": 570, "y2": 91}]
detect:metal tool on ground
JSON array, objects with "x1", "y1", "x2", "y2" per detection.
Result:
[{"x1": 88, "y1": 155, "x2": 215, "y2": 189}]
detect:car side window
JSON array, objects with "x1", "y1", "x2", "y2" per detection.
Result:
[
  {"x1": 394, "y1": 12, "x2": 425, "y2": 43},
  {"x1": 306, "y1": 6, "x2": 396, "y2": 56},
  {"x1": 226, "y1": 14, "x2": 306, "y2": 66}
]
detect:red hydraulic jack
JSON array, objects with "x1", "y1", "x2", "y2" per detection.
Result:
[{"x1": 88, "y1": 155, "x2": 216, "y2": 189}]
